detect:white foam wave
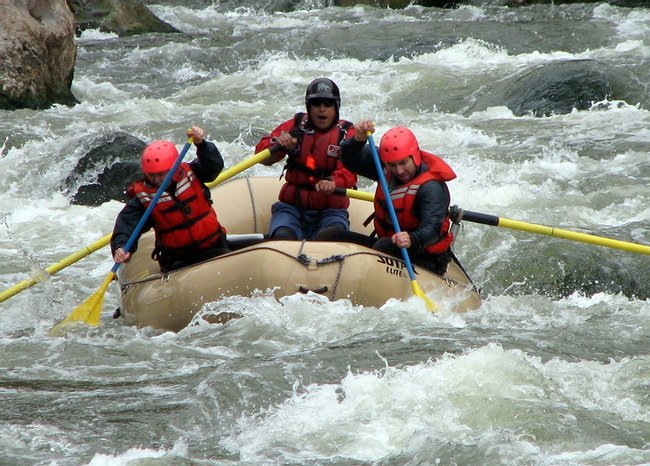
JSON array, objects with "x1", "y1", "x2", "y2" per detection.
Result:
[
  {"x1": 225, "y1": 342, "x2": 650, "y2": 463},
  {"x1": 76, "y1": 29, "x2": 119, "y2": 42},
  {"x1": 87, "y1": 439, "x2": 189, "y2": 465}
]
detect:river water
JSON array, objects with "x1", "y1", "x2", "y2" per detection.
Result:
[{"x1": 1, "y1": 2, "x2": 649, "y2": 465}]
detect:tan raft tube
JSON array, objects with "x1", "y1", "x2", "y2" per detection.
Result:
[{"x1": 117, "y1": 177, "x2": 481, "y2": 332}]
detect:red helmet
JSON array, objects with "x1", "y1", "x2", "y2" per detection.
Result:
[
  {"x1": 141, "y1": 140, "x2": 178, "y2": 174},
  {"x1": 379, "y1": 126, "x2": 421, "y2": 166}
]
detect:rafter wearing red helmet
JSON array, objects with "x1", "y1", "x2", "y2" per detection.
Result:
[
  {"x1": 111, "y1": 126, "x2": 230, "y2": 272},
  {"x1": 319, "y1": 121, "x2": 457, "y2": 277}
]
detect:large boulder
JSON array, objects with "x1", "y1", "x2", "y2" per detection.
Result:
[
  {"x1": 0, "y1": 0, "x2": 77, "y2": 110},
  {"x1": 0, "y1": 0, "x2": 178, "y2": 110},
  {"x1": 63, "y1": 132, "x2": 146, "y2": 206},
  {"x1": 501, "y1": 60, "x2": 614, "y2": 117},
  {"x1": 68, "y1": 0, "x2": 179, "y2": 36}
]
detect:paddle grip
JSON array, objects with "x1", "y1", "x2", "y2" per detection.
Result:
[{"x1": 459, "y1": 210, "x2": 500, "y2": 227}]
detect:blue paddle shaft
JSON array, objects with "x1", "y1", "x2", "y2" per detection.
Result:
[
  {"x1": 367, "y1": 135, "x2": 417, "y2": 282},
  {"x1": 110, "y1": 140, "x2": 192, "y2": 273}
]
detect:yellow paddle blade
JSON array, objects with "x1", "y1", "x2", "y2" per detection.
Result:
[
  {"x1": 411, "y1": 279, "x2": 437, "y2": 313},
  {"x1": 49, "y1": 272, "x2": 115, "y2": 335}
]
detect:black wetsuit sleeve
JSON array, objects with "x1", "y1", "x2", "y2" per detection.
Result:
[
  {"x1": 110, "y1": 199, "x2": 153, "y2": 255},
  {"x1": 340, "y1": 138, "x2": 380, "y2": 181},
  {"x1": 409, "y1": 180, "x2": 450, "y2": 254},
  {"x1": 189, "y1": 140, "x2": 224, "y2": 183}
]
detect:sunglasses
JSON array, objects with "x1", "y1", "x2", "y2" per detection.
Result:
[{"x1": 309, "y1": 98, "x2": 336, "y2": 108}]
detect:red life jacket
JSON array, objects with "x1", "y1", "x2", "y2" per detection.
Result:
[
  {"x1": 279, "y1": 113, "x2": 353, "y2": 210},
  {"x1": 374, "y1": 151, "x2": 456, "y2": 255},
  {"x1": 129, "y1": 162, "x2": 225, "y2": 252}
]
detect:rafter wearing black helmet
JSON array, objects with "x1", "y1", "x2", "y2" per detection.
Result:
[{"x1": 254, "y1": 77, "x2": 357, "y2": 241}]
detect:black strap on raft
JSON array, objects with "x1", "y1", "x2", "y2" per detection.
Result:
[{"x1": 362, "y1": 212, "x2": 375, "y2": 228}]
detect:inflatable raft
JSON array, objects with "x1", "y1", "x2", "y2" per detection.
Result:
[{"x1": 116, "y1": 177, "x2": 481, "y2": 331}]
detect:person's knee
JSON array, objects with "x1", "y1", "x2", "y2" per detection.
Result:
[
  {"x1": 314, "y1": 223, "x2": 346, "y2": 241},
  {"x1": 372, "y1": 236, "x2": 394, "y2": 253},
  {"x1": 327, "y1": 222, "x2": 347, "y2": 231},
  {"x1": 271, "y1": 226, "x2": 297, "y2": 240}
]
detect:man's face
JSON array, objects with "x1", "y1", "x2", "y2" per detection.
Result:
[
  {"x1": 145, "y1": 170, "x2": 170, "y2": 187},
  {"x1": 386, "y1": 157, "x2": 417, "y2": 184},
  {"x1": 308, "y1": 98, "x2": 337, "y2": 130}
]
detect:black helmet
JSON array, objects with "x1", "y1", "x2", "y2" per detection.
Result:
[{"x1": 305, "y1": 78, "x2": 341, "y2": 109}]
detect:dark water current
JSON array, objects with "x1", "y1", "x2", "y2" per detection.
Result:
[{"x1": 0, "y1": 2, "x2": 649, "y2": 465}]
